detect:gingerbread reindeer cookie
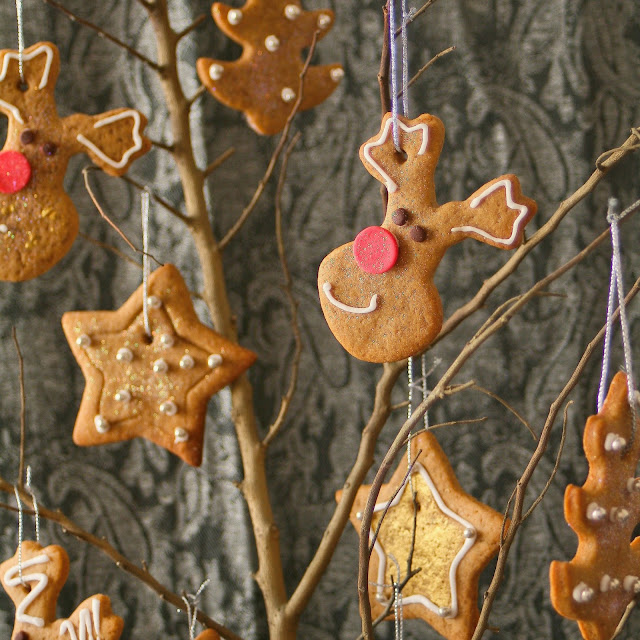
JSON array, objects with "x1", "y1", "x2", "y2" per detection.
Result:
[
  {"x1": 0, "y1": 540, "x2": 123, "y2": 640},
  {"x1": 339, "y1": 431, "x2": 504, "y2": 639},
  {"x1": 196, "y1": 1, "x2": 343, "y2": 135},
  {"x1": 62, "y1": 264, "x2": 257, "y2": 466},
  {"x1": 318, "y1": 112, "x2": 537, "y2": 362},
  {"x1": 550, "y1": 372, "x2": 640, "y2": 640},
  {"x1": 0, "y1": 41, "x2": 151, "y2": 282}
]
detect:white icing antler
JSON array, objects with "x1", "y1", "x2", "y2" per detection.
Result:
[
  {"x1": 450, "y1": 179, "x2": 530, "y2": 245},
  {"x1": 362, "y1": 117, "x2": 429, "y2": 194},
  {"x1": 3, "y1": 553, "x2": 51, "y2": 627},
  {"x1": 0, "y1": 43, "x2": 55, "y2": 90},
  {"x1": 76, "y1": 110, "x2": 144, "y2": 169}
]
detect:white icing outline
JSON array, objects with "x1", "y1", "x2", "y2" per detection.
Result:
[
  {"x1": 370, "y1": 462, "x2": 476, "y2": 618},
  {"x1": 322, "y1": 282, "x2": 377, "y2": 315},
  {"x1": 450, "y1": 179, "x2": 529, "y2": 246},
  {"x1": 0, "y1": 43, "x2": 54, "y2": 90},
  {"x1": 76, "y1": 109, "x2": 143, "y2": 170},
  {"x1": 3, "y1": 552, "x2": 50, "y2": 627},
  {"x1": 362, "y1": 118, "x2": 429, "y2": 194},
  {"x1": 0, "y1": 98, "x2": 23, "y2": 123},
  {"x1": 59, "y1": 597, "x2": 102, "y2": 640}
]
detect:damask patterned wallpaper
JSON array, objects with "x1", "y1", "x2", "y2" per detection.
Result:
[{"x1": 0, "y1": 1, "x2": 639, "y2": 639}]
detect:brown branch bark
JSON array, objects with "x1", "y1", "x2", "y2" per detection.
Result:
[
  {"x1": 470, "y1": 275, "x2": 640, "y2": 639},
  {"x1": 263, "y1": 133, "x2": 303, "y2": 448},
  {"x1": 357, "y1": 199, "x2": 640, "y2": 637},
  {"x1": 0, "y1": 481, "x2": 242, "y2": 640},
  {"x1": 41, "y1": 0, "x2": 161, "y2": 70},
  {"x1": 142, "y1": 3, "x2": 291, "y2": 637},
  {"x1": 203, "y1": 147, "x2": 236, "y2": 178},
  {"x1": 436, "y1": 129, "x2": 640, "y2": 346}
]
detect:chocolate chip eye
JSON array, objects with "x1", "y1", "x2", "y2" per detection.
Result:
[
  {"x1": 392, "y1": 207, "x2": 408, "y2": 226},
  {"x1": 20, "y1": 129, "x2": 35, "y2": 145},
  {"x1": 42, "y1": 142, "x2": 57, "y2": 156},
  {"x1": 409, "y1": 225, "x2": 426, "y2": 242}
]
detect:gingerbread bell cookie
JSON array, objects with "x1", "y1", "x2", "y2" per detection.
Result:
[
  {"x1": 550, "y1": 372, "x2": 640, "y2": 640},
  {"x1": 62, "y1": 264, "x2": 256, "y2": 466},
  {"x1": 1, "y1": 540, "x2": 123, "y2": 640},
  {"x1": 318, "y1": 113, "x2": 537, "y2": 362},
  {"x1": 0, "y1": 41, "x2": 150, "y2": 282},
  {"x1": 196, "y1": 1, "x2": 343, "y2": 135},
  {"x1": 339, "y1": 431, "x2": 504, "y2": 639}
]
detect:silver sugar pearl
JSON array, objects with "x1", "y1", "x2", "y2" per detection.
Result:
[
  {"x1": 153, "y1": 358, "x2": 169, "y2": 374},
  {"x1": 180, "y1": 354, "x2": 195, "y2": 370},
  {"x1": 159, "y1": 400, "x2": 178, "y2": 416},
  {"x1": 116, "y1": 347, "x2": 133, "y2": 363},
  {"x1": 94, "y1": 415, "x2": 110, "y2": 433}
]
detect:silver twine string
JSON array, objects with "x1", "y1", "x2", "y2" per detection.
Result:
[
  {"x1": 13, "y1": 486, "x2": 26, "y2": 586},
  {"x1": 141, "y1": 189, "x2": 151, "y2": 338},
  {"x1": 15, "y1": 0, "x2": 25, "y2": 86},
  {"x1": 181, "y1": 579, "x2": 210, "y2": 640},
  {"x1": 25, "y1": 466, "x2": 40, "y2": 542},
  {"x1": 388, "y1": 0, "x2": 411, "y2": 149},
  {"x1": 597, "y1": 198, "x2": 637, "y2": 430}
]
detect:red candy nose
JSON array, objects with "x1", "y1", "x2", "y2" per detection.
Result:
[
  {"x1": 353, "y1": 226, "x2": 398, "y2": 274},
  {"x1": 0, "y1": 150, "x2": 31, "y2": 194}
]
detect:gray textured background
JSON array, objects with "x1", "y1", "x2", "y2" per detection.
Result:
[{"x1": 1, "y1": 1, "x2": 640, "y2": 638}]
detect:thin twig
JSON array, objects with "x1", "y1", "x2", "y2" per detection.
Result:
[
  {"x1": 0, "y1": 482, "x2": 243, "y2": 640},
  {"x1": 397, "y1": 45, "x2": 456, "y2": 97},
  {"x1": 78, "y1": 231, "x2": 140, "y2": 268},
  {"x1": 471, "y1": 383, "x2": 536, "y2": 441},
  {"x1": 203, "y1": 147, "x2": 236, "y2": 178},
  {"x1": 611, "y1": 598, "x2": 638, "y2": 638},
  {"x1": 358, "y1": 216, "x2": 640, "y2": 637},
  {"x1": 285, "y1": 363, "x2": 404, "y2": 622},
  {"x1": 11, "y1": 328, "x2": 26, "y2": 491},
  {"x1": 436, "y1": 128, "x2": 640, "y2": 346},
  {"x1": 369, "y1": 452, "x2": 421, "y2": 555},
  {"x1": 41, "y1": 0, "x2": 161, "y2": 71},
  {"x1": 263, "y1": 132, "x2": 303, "y2": 448},
  {"x1": 413, "y1": 416, "x2": 488, "y2": 431},
  {"x1": 521, "y1": 401, "x2": 571, "y2": 522},
  {"x1": 83, "y1": 168, "x2": 137, "y2": 252},
  {"x1": 188, "y1": 85, "x2": 207, "y2": 108},
  {"x1": 120, "y1": 174, "x2": 189, "y2": 222},
  {"x1": 395, "y1": 0, "x2": 442, "y2": 35},
  {"x1": 470, "y1": 275, "x2": 640, "y2": 640},
  {"x1": 219, "y1": 31, "x2": 320, "y2": 250},
  {"x1": 378, "y1": 4, "x2": 391, "y2": 118},
  {"x1": 177, "y1": 13, "x2": 207, "y2": 41},
  {"x1": 150, "y1": 138, "x2": 175, "y2": 153}
]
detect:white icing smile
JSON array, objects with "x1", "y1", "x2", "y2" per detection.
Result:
[{"x1": 322, "y1": 282, "x2": 377, "y2": 314}]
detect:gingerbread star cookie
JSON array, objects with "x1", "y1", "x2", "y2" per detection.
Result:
[
  {"x1": 196, "y1": 1, "x2": 343, "y2": 135},
  {"x1": 62, "y1": 264, "x2": 257, "y2": 466},
  {"x1": 0, "y1": 540, "x2": 123, "y2": 640},
  {"x1": 196, "y1": 630, "x2": 221, "y2": 640},
  {"x1": 550, "y1": 372, "x2": 640, "y2": 640},
  {"x1": 318, "y1": 112, "x2": 537, "y2": 362},
  {"x1": 339, "y1": 431, "x2": 504, "y2": 639},
  {"x1": 0, "y1": 41, "x2": 150, "y2": 282}
]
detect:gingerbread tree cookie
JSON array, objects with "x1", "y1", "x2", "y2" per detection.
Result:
[
  {"x1": 318, "y1": 112, "x2": 537, "y2": 363},
  {"x1": 62, "y1": 264, "x2": 257, "y2": 466},
  {"x1": 550, "y1": 372, "x2": 640, "y2": 640},
  {"x1": 0, "y1": 42, "x2": 151, "y2": 282},
  {"x1": 0, "y1": 540, "x2": 123, "y2": 640},
  {"x1": 338, "y1": 431, "x2": 504, "y2": 640},
  {"x1": 196, "y1": 1, "x2": 343, "y2": 135}
]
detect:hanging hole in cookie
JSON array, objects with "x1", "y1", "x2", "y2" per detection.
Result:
[
  {"x1": 394, "y1": 146, "x2": 408, "y2": 162},
  {"x1": 141, "y1": 332, "x2": 153, "y2": 345},
  {"x1": 17, "y1": 80, "x2": 28, "y2": 92}
]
